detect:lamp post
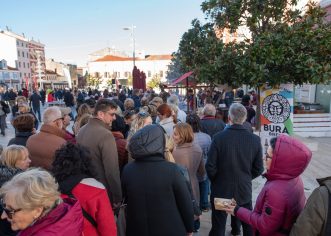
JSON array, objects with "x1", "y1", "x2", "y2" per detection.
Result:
[{"x1": 123, "y1": 25, "x2": 136, "y2": 67}]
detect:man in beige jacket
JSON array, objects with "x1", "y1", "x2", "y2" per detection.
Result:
[{"x1": 77, "y1": 98, "x2": 122, "y2": 207}]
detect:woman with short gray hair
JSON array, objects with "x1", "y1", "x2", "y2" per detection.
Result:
[{"x1": 0, "y1": 168, "x2": 83, "y2": 235}]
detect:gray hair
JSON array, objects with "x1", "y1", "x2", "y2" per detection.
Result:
[
  {"x1": 124, "y1": 98, "x2": 135, "y2": 110},
  {"x1": 43, "y1": 106, "x2": 62, "y2": 124},
  {"x1": 0, "y1": 168, "x2": 62, "y2": 210},
  {"x1": 228, "y1": 103, "x2": 247, "y2": 124},
  {"x1": 202, "y1": 104, "x2": 216, "y2": 116},
  {"x1": 167, "y1": 94, "x2": 179, "y2": 106}
]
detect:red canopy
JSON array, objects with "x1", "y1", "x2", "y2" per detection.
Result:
[{"x1": 170, "y1": 71, "x2": 194, "y2": 86}]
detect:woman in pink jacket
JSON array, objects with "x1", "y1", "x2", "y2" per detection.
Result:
[
  {"x1": 225, "y1": 134, "x2": 312, "y2": 236},
  {"x1": 0, "y1": 168, "x2": 83, "y2": 236}
]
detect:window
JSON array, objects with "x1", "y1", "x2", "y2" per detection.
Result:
[
  {"x1": 159, "y1": 70, "x2": 164, "y2": 77},
  {"x1": 104, "y1": 72, "x2": 107, "y2": 78},
  {"x1": 117, "y1": 72, "x2": 120, "y2": 77},
  {"x1": 28, "y1": 73, "x2": 30, "y2": 78},
  {"x1": 148, "y1": 71, "x2": 151, "y2": 77},
  {"x1": 21, "y1": 42, "x2": 23, "y2": 47},
  {"x1": 124, "y1": 72, "x2": 128, "y2": 77},
  {"x1": 20, "y1": 73, "x2": 22, "y2": 78},
  {"x1": 23, "y1": 62, "x2": 25, "y2": 68},
  {"x1": 24, "y1": 73, "x2": 26, "y2": 77},
  {"x1": 18, "y1": 51, "x2": 20, "y2": 57},
  {"x1": 18, "y1": 62, "x2": 21, "y2": 68},
  {"x1": 22, "y1": 52, "x2": 24, "y2": 57},
  {"x1": 27, "y1": 63, "x2": 29, "y2": 68},
  {"x1": 16, "y1": 41, "x2": 19, "y2": 46},
  {"x1": 74, "y1": 80, "x2": 77, "y2": 85}
]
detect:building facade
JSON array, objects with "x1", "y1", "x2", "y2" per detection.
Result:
[
  {"x1": 0, "y1": 59, "x2": 21, "y2": 90},
  {"x1": 0, "y1": 30, "x2": 30, "y2": 90},
  {"x1": 29, "y1": 40, "x2": 46, "y2": 90},
  {"x1": 45, "y1": 59, "x2": 73, "y2": 89},
  {"x1": 87, "y1": 54, "x2": 172, "y2": 89}
]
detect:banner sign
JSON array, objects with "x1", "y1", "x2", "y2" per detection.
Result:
[{"x1": 260, "y1": 84, "x2": 294, "y2": 153}]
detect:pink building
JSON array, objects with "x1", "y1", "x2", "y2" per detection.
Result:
[{"x1": 321, "y1": 0, "x2": 331, "y2": 22}]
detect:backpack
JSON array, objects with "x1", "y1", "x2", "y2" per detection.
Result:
[
  {"x1": 324, "y1": 186, "x2": 331, "y2": 236},
  {"x1": 59, "y1": 174, "x2": 97, "y2": 228}
]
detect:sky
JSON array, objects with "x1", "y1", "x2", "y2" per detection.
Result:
[{"x1": 0, "y1": 0, "x2": 205, "y2": 67}]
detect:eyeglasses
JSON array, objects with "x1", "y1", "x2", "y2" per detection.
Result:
[
  {"x1": 265, "y1": 153, "x2": 272, "y2": 160},
  {"x1": 0, "y1": 200, "x2": 22, "y2": 219},
  {"x1": 105, "y1": 111, "x2": 116, "y2": 117}
]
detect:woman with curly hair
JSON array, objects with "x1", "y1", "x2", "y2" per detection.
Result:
[{"x1": 52, "y1": 142, "x2": 117, "y2": 236}]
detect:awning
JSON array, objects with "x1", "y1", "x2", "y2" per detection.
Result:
[{"x1": 170, "y1": 71, "x2": 194, "y2": 86}]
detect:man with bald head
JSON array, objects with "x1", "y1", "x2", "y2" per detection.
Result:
[{"x1": 26, "y1": 106, "x2": 66, "y2": 170}]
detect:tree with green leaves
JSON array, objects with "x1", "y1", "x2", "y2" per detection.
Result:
[
  {"x1": 147, "y1": 74, "x2": 161, "y2": 89},
  {"x1": 200, "y1": 0, "x2": 331, "y2": 87}
]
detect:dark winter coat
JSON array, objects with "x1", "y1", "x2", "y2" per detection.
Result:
[
  {"x1": 131, "y1": 95, "x2": 141, "y2": 109},
  {"x1": 290, "y1": 177, "x2": 331, "y2": 236},
  {"x1": 8, "y1": 131, "x2": 34, "y2": 146},
  {"x1": 0, "y1": 165, "x2": 22, "y2": 236},
  {"x1": 63, "y1": 91, "x2": 74, "y2": 107},
  {"x1": 122, "y1": 124, "x2": 194, "y2": 236},
  {"x1": 206, "y1": 124, "x2": 263, "y2": 205},
  {"x1": 29, "y1": 92, "x2": 42, "y2": 108},
  {"x1": 236, "y1": 134, "x2": 312, "y2": 236},
  {"x1": 200, "y1": 116, "x2": 226, "y2": 138}
]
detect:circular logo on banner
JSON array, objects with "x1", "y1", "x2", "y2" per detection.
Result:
[{"x1": 262, "y1": 94, "x2": 291, "y2": 123}]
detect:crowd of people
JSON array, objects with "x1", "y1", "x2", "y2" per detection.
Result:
[{"x1": 0, "y1": 86, "x2": 330, "y2": 236}]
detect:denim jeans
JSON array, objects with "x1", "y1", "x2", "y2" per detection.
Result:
[
  {"x1": 199, "y1": 178, "x2": 210, "y2": 209},
  {"x1": 32, "y1": 106, "x2": 41, "y2": 122},
  {"x1": 69, "y1": 105, "x2": 77, "y2": 120}
]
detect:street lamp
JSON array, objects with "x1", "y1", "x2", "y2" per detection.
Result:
[{"x1": 123, "y1": 25, "x2": 136, "y2": 67}]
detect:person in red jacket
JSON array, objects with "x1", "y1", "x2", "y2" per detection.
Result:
[
  {"x1": 0, "y1": 168, "x2": 83, "y2": 236},
  {"x1": 225, "y1": 134, "x2": 312, "y2": 236},
  {"x1": 52, "y1": 142, "x2": 117, "y2": 236}
]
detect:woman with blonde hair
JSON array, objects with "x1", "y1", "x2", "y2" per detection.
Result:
[
  {"x1": 0, "y1": 146, "x2": 24, "y2": 236},
  {"x1": 172, "y1": 123, "x2": 205, "y2": 232},
  {"x1": 14, "y1": 102, "x2": 38, "y2": 129},
  {"x1": 126, "y1": 111, "x2": 153, "y2": 162},
  {"x1": 73, "y1": 103, "x2": 92, "y2": 135},
  {"x1": 0, "y1": 168, "x2": 84, "y2": 235},
  {"x1": 1, "y1": 145, "x2": 31, "y2": 170},
  {"x1": 127, "y1": 111, "x2": 153, "y2": 141}
]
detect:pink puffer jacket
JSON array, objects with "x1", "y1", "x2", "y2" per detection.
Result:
[{"x1": 236, "y1": 134, "x2": 312, "y2": 236}]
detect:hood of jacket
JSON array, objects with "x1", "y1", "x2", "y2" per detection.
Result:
[
  {"x1": 128, "y1": 124, "x2": 165, "y2": 160},
  {"x1": 0, "y1": 165, "x2": 21, "y2": 187},
  {"x1": 19, "y1": 198, "x2": 83, "y2": 236},
  {"x1": 317, "y1": 176, "x2": 331, "y2": 193},
  {"x1": 265, "y1": 134, "x2": 312, "y2": 181}
]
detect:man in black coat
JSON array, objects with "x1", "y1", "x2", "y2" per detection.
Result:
[
  {"x1": 200, "y1": 104, "x2": 226, "y2": 138},
  {"x1": 122, "y1": 124, "x2": 194, "y2": 236},
  {"x1": 29, "y1": 90, "x2": 42, "y2": 122},
  {"x1": 206, "y1": 103, "x2": 263, "y2": 236}
]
